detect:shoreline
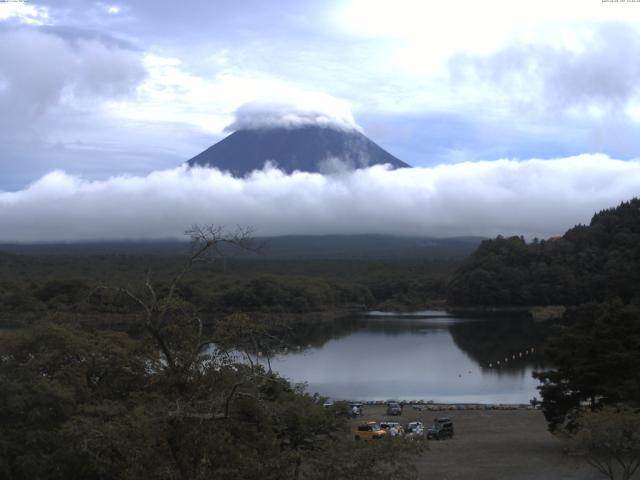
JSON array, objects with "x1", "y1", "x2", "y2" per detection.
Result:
[
  {"x1": 0, "y1": 303, "x2": 568, "y2": 330},
  {"x1": 333, "y1": 400, "x2": 536, "y2": 410}
]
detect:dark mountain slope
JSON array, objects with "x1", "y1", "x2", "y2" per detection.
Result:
[
  {"x1": 0, "y1": 235, "x2": 482, "y2": 259},
  {"x1": 187, "y1": 126, "x2": 410, "y2": 175}
]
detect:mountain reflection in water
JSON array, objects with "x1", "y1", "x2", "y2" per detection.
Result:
[{"x1": 268, "y1": 312, "x2": 551, "y2": 404}]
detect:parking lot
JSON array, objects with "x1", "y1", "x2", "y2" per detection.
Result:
[{"x1": 349, "y1": 405, "x2": 601, "y2": 480}]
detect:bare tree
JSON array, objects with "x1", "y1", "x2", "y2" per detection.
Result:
[
  {"x1": 117, "y1": 225, "x2": 255, "y2": 380},
  {"x1": 109, "y1": 224, "x2": 291, "y2": 432}
]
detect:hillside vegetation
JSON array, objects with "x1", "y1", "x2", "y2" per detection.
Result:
[
  {"x1": 0, "y1": 255, "x2": 457, "y2": 328},
  {"x1": 448, "y1": 198, "x2": 640, "y2": 306}
]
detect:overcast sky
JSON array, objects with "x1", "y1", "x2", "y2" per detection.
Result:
[{"x1": 1, "y1": 1, "x2": 640, "y2": 240}]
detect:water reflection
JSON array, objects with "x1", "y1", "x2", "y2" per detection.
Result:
[
  {"x1": 449, "y1": 317, "x2": 549, "y2": 371},
  {"x1": 268, "y1": 313, "x2": 550, "y2": 404}
]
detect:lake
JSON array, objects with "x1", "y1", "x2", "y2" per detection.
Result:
[
  {"x1": 266, "y1": 311, "x2": 550, "y2": 404},
  {"x1": 0, "y1": 313, "x2": 550, "y2": 404}
]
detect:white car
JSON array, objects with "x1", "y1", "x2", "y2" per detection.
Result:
[
  {"x1": 380, "y1": 421, "x2": 404, "y2": 436},
  {"x1": 405, "y1": 421, "x2": 425, "y2": 436}
]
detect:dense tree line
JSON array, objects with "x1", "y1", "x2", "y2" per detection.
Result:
[
  {"x1": 0, "y1": 257, "x2": 455, "y2": 324},
  {"x1": 534, "y1": 301, "x2": 640, "y2": 431},
  {"x1": 531, "y1": 300, "x2": 640, "y2": 478},
  {"x1": 0, "y1": 275, "x2": 373, "y2": 316},
  {"x1": 448, "y1": 198, "x2": 640, "y2": 306}
]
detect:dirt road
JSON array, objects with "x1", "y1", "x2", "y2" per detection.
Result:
[{"x1": 350, "y1": 406, "x2": 601, "y2": 480}]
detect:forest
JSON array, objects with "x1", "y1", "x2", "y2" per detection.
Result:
[
  {"x1": 0, "y1": 252, "x2": 456, "y2": 331},
  {"x1": 448, "y1": 198, "x2": 640, "y2": 307}
]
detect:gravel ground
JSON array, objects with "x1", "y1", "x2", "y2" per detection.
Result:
[{"x1": 350, "y1": 405, "x2": 602, "y2": 480}]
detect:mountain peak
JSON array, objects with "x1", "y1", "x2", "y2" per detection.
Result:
[
  {"x1": 187, "y1": 125, "x2": 410, "y2": 176},
  {"x1": 187, "y1": 95, "x2": 410, "y2": 175}
]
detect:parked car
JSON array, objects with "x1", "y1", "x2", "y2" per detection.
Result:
[
  {"x1": 405, "y1": 421, "x2": 425, "y2": 436},
  {"x1": 350, "y1": 403, "x2": 363, "y2": 417},
  {"x1": 354, "y1": 422, "x2": 387, "y2": 441},
  {"x1": 380, "y1": 421, "x2": 404, "y2": 436},
  {"x1": 386, "y1": 402, "x2": 402, "y2": 416},
  {"x1": 427, "y1": 417, "x2": 454, "y2": 440}
]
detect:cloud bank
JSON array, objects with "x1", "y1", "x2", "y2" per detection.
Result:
[
  {"x1": 1, "y1": 155, "x2": 639, "y2": 242},
  {"x1": 0, "y1": 29, "x2": 146, "y2": 135},
  {"x1": 225, "y1": 92, "x2": 362, "y2": 132},
  {"x1": 449, "y1": 23, "x2": 640, "y2": 116}
]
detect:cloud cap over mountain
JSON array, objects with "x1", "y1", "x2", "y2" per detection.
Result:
[
  {"x1": 188, "y1": 93, "x2": 407, "y2": 175},
  {"x1": 224, "y1": 93, "x2": 362, "y2": 132}
]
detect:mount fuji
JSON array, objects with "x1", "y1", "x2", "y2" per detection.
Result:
[{"x1": 187, "y1": 125, "x2": 410, "y2": 176}]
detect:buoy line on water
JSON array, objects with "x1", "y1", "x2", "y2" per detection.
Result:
[{"x1": 487, "y1": 347, "x2": 535, "y2": 369}]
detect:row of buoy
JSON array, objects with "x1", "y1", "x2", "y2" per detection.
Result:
[{"x1": 488, "y1": 347, "x2": 535, "y2": 368}]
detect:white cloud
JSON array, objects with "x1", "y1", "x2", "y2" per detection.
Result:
[
  {"x1": 106, "y1": 53, "x2": 321, "y2": 135},
  {"x1": 449, "y1": 23, "x2": 640, "y2": 118},
  {"x1": 225, "y1": 93, "x2": 362, "y2": 132},
  {"x1": 1, "y1": 155, "x2": 638, "y2": 242},
  {"x1": 335, "y1": 0, "x2": 640, "y2": 74},
  {"x1": 0, "y1": 3, "x2": 49, "y2": 25},
  {"x1": 107, "y1": 57, "x2": 362, "y2": 136},
  {"x1": 0, "y1": 29, "x2": 146, "y2": 136}
]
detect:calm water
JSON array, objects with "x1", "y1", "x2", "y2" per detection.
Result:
[{"x1": 266, "y1": 311, "x2": 550, "y2": 404}]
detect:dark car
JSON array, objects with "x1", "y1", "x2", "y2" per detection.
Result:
[
  {"x1": 427, "y1": 417, "x2": 454, "y2": 440},
  {"x1": 386, "y1": 402, "x2": 402, "y2": 416}
]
